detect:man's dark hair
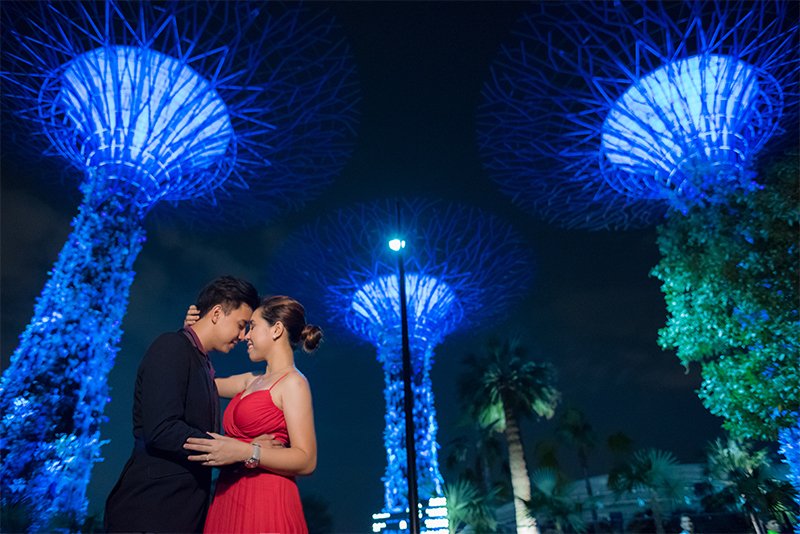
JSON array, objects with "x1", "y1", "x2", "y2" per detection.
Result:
[{"x1": 195, "y1": 275, "x2": 259, "y2": 317}]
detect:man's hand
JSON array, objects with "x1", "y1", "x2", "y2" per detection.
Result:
[
  {"x1": 184, "y1": 432, "x2": 249, "y2": 466},
  {"x1": 184, "y1": 305, "x2": 200, "y2": 328}
]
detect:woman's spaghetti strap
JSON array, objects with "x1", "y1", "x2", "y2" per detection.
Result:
[{"x1": 267, "y1": 372, "x2": 291, "y2": 390}]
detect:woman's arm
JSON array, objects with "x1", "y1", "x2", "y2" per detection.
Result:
[
  {"x1": 184, "y1": 373, "x2": 317, "y2": 476},
  {"x1": 215, "y1": 372, "x2": 257, "y2": 399}
]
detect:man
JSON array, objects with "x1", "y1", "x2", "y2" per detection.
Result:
[
  {"x1": 104, "y1": 275, "x2": 259, "y2": 533},
  {"x1": 679, "y1": 514, "x2": 694, "y2": 534}
]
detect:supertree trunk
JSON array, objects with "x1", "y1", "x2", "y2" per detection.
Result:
[
  {"x1": 378, "y1": 341, "x2": 445, "y2": 513},
  {"x1": 0, "y1": 179, "x2": 145, "y2": 531}
]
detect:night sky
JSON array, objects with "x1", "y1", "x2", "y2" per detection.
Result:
[{"x1": 1, "y1": 2, "x2": 725, "y2": 532}]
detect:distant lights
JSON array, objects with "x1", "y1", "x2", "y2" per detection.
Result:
[{"x1": 388, "y1": 238, "x2": 406, "y2": 251}]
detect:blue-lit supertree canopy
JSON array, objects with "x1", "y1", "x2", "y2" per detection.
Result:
[
  {"x1": 269, "y1": 198, "x2": 532, "y2": 532},
  {"x1": 0, "y1": 1, "x2": 358, "y2": 529},
  {"x1": 477, "y1": 0, "x2": 798, "y2": 230}
]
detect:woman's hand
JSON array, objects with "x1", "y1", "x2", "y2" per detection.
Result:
[
  {"x1": 183, "y1": 305, "x2": 200, "y2": 328},
  {"x1": 184, "y1": 432, "x2": 250, "y2": 466}
]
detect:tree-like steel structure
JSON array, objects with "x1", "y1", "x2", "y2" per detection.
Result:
[
  {"x1": 477, "y1": 0, "x2": 798, "y2": 230},
  {"x1": 269, "y1": 199, "x2": 532, "y2": 533},
  {"x1": 0, "y1": 1, "x2": 358, "y2": 529},
  {"x1": 477, "y1": 0, "x2": 799, "y2": 501}
]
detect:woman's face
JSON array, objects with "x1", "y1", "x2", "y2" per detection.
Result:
[{"x1": 244, "y1": 309, "x2": 276, "y2": 362}]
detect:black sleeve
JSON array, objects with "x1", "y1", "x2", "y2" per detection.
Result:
[{"x1": 138, "y1": 334, "x2": 210, "y2": 457}]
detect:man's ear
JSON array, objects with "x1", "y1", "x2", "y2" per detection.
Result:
[{"x1": 210, "y1": 304, "x2": 223, "y2": 324}]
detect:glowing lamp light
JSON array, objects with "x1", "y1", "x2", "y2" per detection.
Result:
[
  {"x1": 389, "y1": 238, "x2": 406, "y2": 251},
  {"x1": 601, "y1": 54, "x2": 761, "y2": 200},
  {"x1": 56, "y1": 46, "x2": 234, "y2": 206}
]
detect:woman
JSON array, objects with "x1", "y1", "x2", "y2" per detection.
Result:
[{"x1": 183, "y1": 295, "x2": 321, "y2": 533}]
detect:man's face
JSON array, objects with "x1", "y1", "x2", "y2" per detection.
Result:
[
  {"x1": 211, "y1": 304, "x2": 253, "y2": 353},
  {"x1": 680, "y1": 516, "x2": 693, "y2": 532}
]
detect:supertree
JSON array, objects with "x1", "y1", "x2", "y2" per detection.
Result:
[
  {"x1": 0, "y1": 1, "x2": 358, "y2": 529},
  {"x1": 477, "y1": 0, "x2": 799, "y2": 498},
  {"x1": 269, "y1": 198, "x2": 532, "y2": 533},
  {"x1": 478, "y1": 0, "x2": 798, "y2": 230}
]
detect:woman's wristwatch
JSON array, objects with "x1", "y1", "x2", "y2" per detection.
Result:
[{"x1": 244, "y1": 443, "x2": 261, "y2": 469}]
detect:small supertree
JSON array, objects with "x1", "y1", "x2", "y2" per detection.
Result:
[
  {"x1": 0, "y1": 1, "x2": 358, "y2": 529},
  {"x1": 478, "y1": 0, "x2": 798, "y2": 230},
  {"x1": 477, "y1": 0, "x2": 799, "y2": 499},
  {"x1": 270, "y1": 199, "x2": 532, "y2": 532}
]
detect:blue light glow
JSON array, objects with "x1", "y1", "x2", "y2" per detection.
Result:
[
  {"x1": 601, "y1": 54, "x2": 762, "y2": 202},
  {"x1": 56, "y1": 46, "x2": 234, "y2": 208},
  {"x1": 350, "y1": 273, "x2": 460, "y2": 346},
  {"x1": 478, "y1": 1, "x2": 798, "y2": 229}
]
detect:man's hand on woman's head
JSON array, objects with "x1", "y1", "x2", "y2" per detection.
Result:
[{"x1": 184, "y1": 305, "x2": 200, "y2": 328}]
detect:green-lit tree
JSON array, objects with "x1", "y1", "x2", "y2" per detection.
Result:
[
  {"x1": 607, "y1": 448, "x2": 681, "y2": 534},
  {"x1": 651, "y1": 156, "x2": 799, "y2": 463},
  {"x1": 705, "y1": 438, "x2": 798, "y2": 534},
  {"x1": 527, "y1": 467, "x2": 587, "y2": 534},
  {"x1": 444, "y1": 477, "x2": 499, "y2": 534},
  {"x1": 556, "y1": 407, "x2": 598, "y2": 532},
  {"x1": 458, "y1": 339, "x2": 561, "y2": 534}
]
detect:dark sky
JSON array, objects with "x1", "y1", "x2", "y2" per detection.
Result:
[{"x1": 0, "y1": 2, "x2": 724, "y2": 532}]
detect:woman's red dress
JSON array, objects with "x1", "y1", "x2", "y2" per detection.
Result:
[{"x1": 204, "y1": 375, "x2": 307, "y2": 533}]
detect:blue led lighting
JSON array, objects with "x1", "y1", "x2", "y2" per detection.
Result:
[
  {"x1": 350, "y1": 273, "x2": 461, "y2": 347},
  {"x1": 0, "y1": 1, "x2": 358, "y2": 528},
  {"x1": 478, "y1": 0, "x2": 798, "y2": 229},
  {"x1": 601, "y1": 54, "x2": 763, "y2": 201},
  {"x1": 56, "y1": 45, "x2": 234, "y2": 207},
  {"x1": 268, "y1": 198, "x2": 532, "y2": 524}
]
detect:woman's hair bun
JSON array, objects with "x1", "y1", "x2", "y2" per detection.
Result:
[{"x1": 301, "y1": 324, "x2": 323, "y2": 353}]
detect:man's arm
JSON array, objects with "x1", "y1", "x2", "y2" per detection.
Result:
[{"x1": 138, "y1": 334, "x2": 210, "y2": 457}]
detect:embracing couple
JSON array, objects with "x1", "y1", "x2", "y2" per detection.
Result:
[{"x1": 104, "y1": 275, "x2": 321, "y2": 533}]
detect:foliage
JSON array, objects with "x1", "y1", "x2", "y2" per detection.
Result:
[
  {"x1": 652, "y1": 156, "x2": 800, "y2": 442},
  {"x1": 705, "y1": 438, "x2": 798, "y2": 530},
  {"x1": 527, "y1": 468, "x2": 587, "y2": 534},
  {"x1": 459, "y1": 339, "x2": 560, "y2": 431},
  {"x1": 458, "y1": 338, "x2": 560, "y2": 534},
  {"x1": 301, "y1": 495, "x2": 335, "y2": 534},
  {"x1": 608, "y1": 448, "x2": 681, "y2": 534},
  {"x1": 556, "y1": 407, "x2": 599, "y2": 530},
  {"x1": 444, "y1": 477, "x2": 498, "y2": 534},
  {"x1": 778, "y1": 418, "x2": 800, "y2": 508},
  {"x1": 445, "y1": 414, "x2": 507, "y2": 499}
]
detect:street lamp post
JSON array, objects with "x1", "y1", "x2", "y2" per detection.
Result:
[{"x1": 390, "y1": 201, "x2": 420, "y2": 534}]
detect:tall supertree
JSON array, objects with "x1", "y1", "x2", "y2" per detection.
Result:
[
  {"x1": 0, "y1": 1, "x2": 358, "y2": 529},
  {"x1": 478, "y1": 0, "x2": 798, "y2": 230},
  {"x1": 477, "y1": 0, "x2": 799, "y2": 500},
  {"x1": 269, "y1": 199, "x2": 532, "y2": 533}
]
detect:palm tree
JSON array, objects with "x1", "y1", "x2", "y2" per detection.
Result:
[
  {"x1": 706, "y1": 439, "x2": 798, "y2": 534},
  {"x1": 445, "y1": 413, "x2": 506, "y2": 498},
  {"x1": 527, "y1": 467, "x2": 587, "y2": 534},
  {"x1": 444, "y1": 477, "x2": 499, "y2": 534},
  {"x1": 557, "y1": 407, "x2": 598, "y2": 532},
  {"x1": 458, "y1": 338, "x2": 561, "y2": 534},
  {"x1": 607, "y1": 448, "x2": 680, "y2": 534}
]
